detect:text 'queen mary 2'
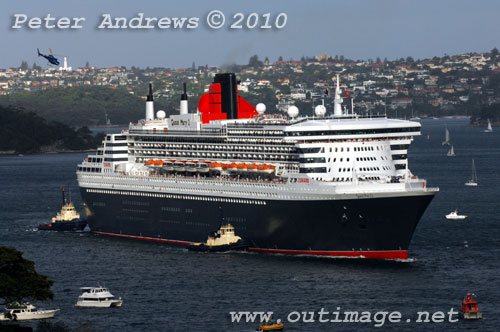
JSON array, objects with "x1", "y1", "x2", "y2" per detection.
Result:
[{"x1": 77, "y1": 73, "x2": 438, "y2": 260}]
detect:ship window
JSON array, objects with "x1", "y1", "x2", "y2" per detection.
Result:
[
  {"x1": 340, "y1": 158, "x2": 343, "y2": 162},
  {"x1": 341, "y1": 147, "x2": 344, "y2": 152},
  {"x1": 347, "y1": 158, "x2": 349, "y2": 162},
  {"x1": 335, "y1": 147, "x2": 338, "y2": 152}
]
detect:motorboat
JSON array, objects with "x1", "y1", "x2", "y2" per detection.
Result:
[
  {"x1": 0, "y1": 302, "x2": 59, "y2": 321},
  {"x1": 445, "y1": 210, "x2": 468, "y2": 220},
  {"x1": 75, "y1": 286, "x2": 123, "y2": 308},
  {"x1": 460, "y1": 292, "x2": 482, "y2": 319}
]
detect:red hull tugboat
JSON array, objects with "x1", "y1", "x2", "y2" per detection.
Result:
[
  {"x1": 38, "y1": 187, "x2": 88, "y2": 232},
  {"x1": 460, "y1": 292, "x2": 482, "y2": 320}
]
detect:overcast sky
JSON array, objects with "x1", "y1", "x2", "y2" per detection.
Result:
[{"x1": 2, "y1": 0, "x2": 499, "y2": 69}]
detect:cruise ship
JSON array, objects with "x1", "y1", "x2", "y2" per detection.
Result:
[{"x1": 77, "y1": 73, "x2": 438, "y2": 260}]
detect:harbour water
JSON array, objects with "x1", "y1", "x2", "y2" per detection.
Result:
[{"x1": 0, "y1": 118, "x2": 499, "y2": 331}]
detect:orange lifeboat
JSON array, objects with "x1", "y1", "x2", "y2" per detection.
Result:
[
  {"x1": 228, "y1": 163, "x2": 238, "y2": 172},
  {"x1": 237, "y1": 163, "x2": 248, "y2": 172},
  {"x1": 260, "y1": 164, "x2": 275, "y2": 174},
  {"x1": 145, "y1": 159, "x2": 155, "y2": 167},
  {"x1": 153, "y1": 159, "x2": 164, "y2": 167},
  {"x1": 209, "y1": 162, "x2": 222, "y2": 172},
  {"x1": 248, "y1": 164, "x2": 258, "y2": 172}
]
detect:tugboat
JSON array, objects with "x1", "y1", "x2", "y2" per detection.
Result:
[
  {"x1": 258, "y1": 318, "x2": 285, "y2": 331},
  {"x1": 38, "y1": 187, "x2": 88, "y2": 231},
  {"x1": 0, "y1": 302, "x2": 59, "y2": 321},
  {"x1": 460, "y1": 292, "x2": 482, "y2": 319},
  {"x1": 187, "y1": 224, "x2": 250, "y2": 252}
]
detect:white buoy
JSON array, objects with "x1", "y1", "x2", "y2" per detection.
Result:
[
  {"x1": 315, "y1": 105, "x2": 326, "y2": 117},
  {"x1": 256, "y1": 103, "x2": 266, "y2": 115},
  {"x1": 287, "y1": 105, "x2": 299, "y2": 118}
]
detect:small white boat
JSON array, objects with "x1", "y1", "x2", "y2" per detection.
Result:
[
  {"x1": 447, "y1": 145, "x2": 455, "y2": 157},
  {"x1": 483, "y1": 119, "x2": 493, "y2": 133},
  {"x1": 0, "y1": 302, "x2": 59, "y2": 321},
  {"x1": 465, "y1": 159, "x2": 478, "y2": 186},
  {"x1": 76, "y1": 286, "x2": 123, "y2": 308},
  {"x1": 445, "y1": 210, "x2": 468, "y2": 220}
]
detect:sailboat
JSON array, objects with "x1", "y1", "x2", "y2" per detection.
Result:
[
  {"x1": 442, "y1": 127, "x2": 451, "y2": 145},
  {"x1": 483, "y1": 119, "x2": 493, "y2": 133},
  {"x1": 465, "y1": 159, "x2": 478, "y2": 186},
  {"x1": 447, "y1": 145, "x2": 455, "y2": 157}
]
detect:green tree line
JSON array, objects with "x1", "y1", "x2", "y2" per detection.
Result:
[{"x1": 0, "y1": 105, "x2": 104, "y2": 154}]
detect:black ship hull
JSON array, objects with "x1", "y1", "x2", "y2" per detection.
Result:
[{"x1": 80, "y1": 188, "x2": 435, "y2": 259}]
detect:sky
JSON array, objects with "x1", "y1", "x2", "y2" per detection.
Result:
[{"x1": 1, "y1": 0, "x2": 499, "y2": 69}]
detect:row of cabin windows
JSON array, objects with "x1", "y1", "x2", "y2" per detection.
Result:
[
  {"x1": 299, "y1": 157, "x2": 326, "y2": 163},
  {"x1": 299, "y1": 145, "x2": 389, "y2": 155},
  {"x1": 392, "y1": 154, "x2": 408, "y2": 160},
  {"x1": 104, "y1": 158, "x2": 128, "y2": 162},
  {"x1": 105, "y1": 143, "x2": 128, "y2": 147},
  {"x1": 395, "y1": 164, "x2": 407, "y2": 170},
  {"x1": 285, "y1": 127, "x2": 420, "y2": 136},
  {"x1": 299, "y1": 167, "x2": 327, "y2": 173},
  {"x1": 78, "y1": 166, "x2": 101, "y2": 173},
  {"x1": 88, "y1": 157, "x2": 102, "y2": 163},
  {"x1": 390, "y1": 144, "x2": 409, "y2": 150},
  {"x1": 104, "y1": 150, "x2": 127, "y2": 155}
]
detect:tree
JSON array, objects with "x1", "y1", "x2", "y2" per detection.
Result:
[
  {"x1": 491, "y1": 47, "x2": 499, "y2": 58},
  {"x1": 0, "y1": 246, "x2": 54, "y2": 305},
  {"x1": 85, "y1": 61, "x2": 90, "y2": 68},
  {"x1": 376, "y1": 57, "x2": 381, "y2": 63},
  {"x1": 191, "y1": 61, "x2": 196, "y2": 70},
  {"x1": 278, "y1": 55, "x2": 283, "y2": 62},
  {"x1": 248, "y1": 55, "x2": 263, "y2": 68},
  {"x1": 20, "y1": 61, "x2": 29, "y2": 71}
]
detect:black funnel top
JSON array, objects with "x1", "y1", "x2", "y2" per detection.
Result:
[
  {"x1": 181, "y1": 82, "x2": 188, "y2": 101},
  {"x1": 147, "y1": 83, "x2": 153, "y2": 102},
  {"x1": 214, "y1": 73, "x2": 238, "y2": 120}
]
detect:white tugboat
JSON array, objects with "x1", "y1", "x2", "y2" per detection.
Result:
[
  {"x1": 75, "y1": 286, "x2": 123, "y2": 308},
  {"x1": 0, "y1": 302, "x2": 59, "y2": 321},
  {"x1": 445, "y1": 210, "x2": 468, "y2": 220},
  {"x1": 188, "y1": 224, "x2": 250, "y2": 252}
]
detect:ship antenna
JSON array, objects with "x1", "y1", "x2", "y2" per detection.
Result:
[{"x1": 62, "y1": 186, "x2": 66, "y2": 205}]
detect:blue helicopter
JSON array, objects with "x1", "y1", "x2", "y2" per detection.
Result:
[{"x1": 37, "y1": 48, "x2": 59, "y2": 66}]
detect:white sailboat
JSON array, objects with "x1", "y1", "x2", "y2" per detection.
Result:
[
  {"x1": 442, "y1": 127, "x2": 451, "y2": 145},
  {"x1": 447, "y1": 145, "x2": 455, "y2": 157},
  {"x1": 484, "y1": 119, "x2": 493, "y2": 133},
  {"x1": 465, "y1": 159, "x2": 478, "y2": 186}
]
